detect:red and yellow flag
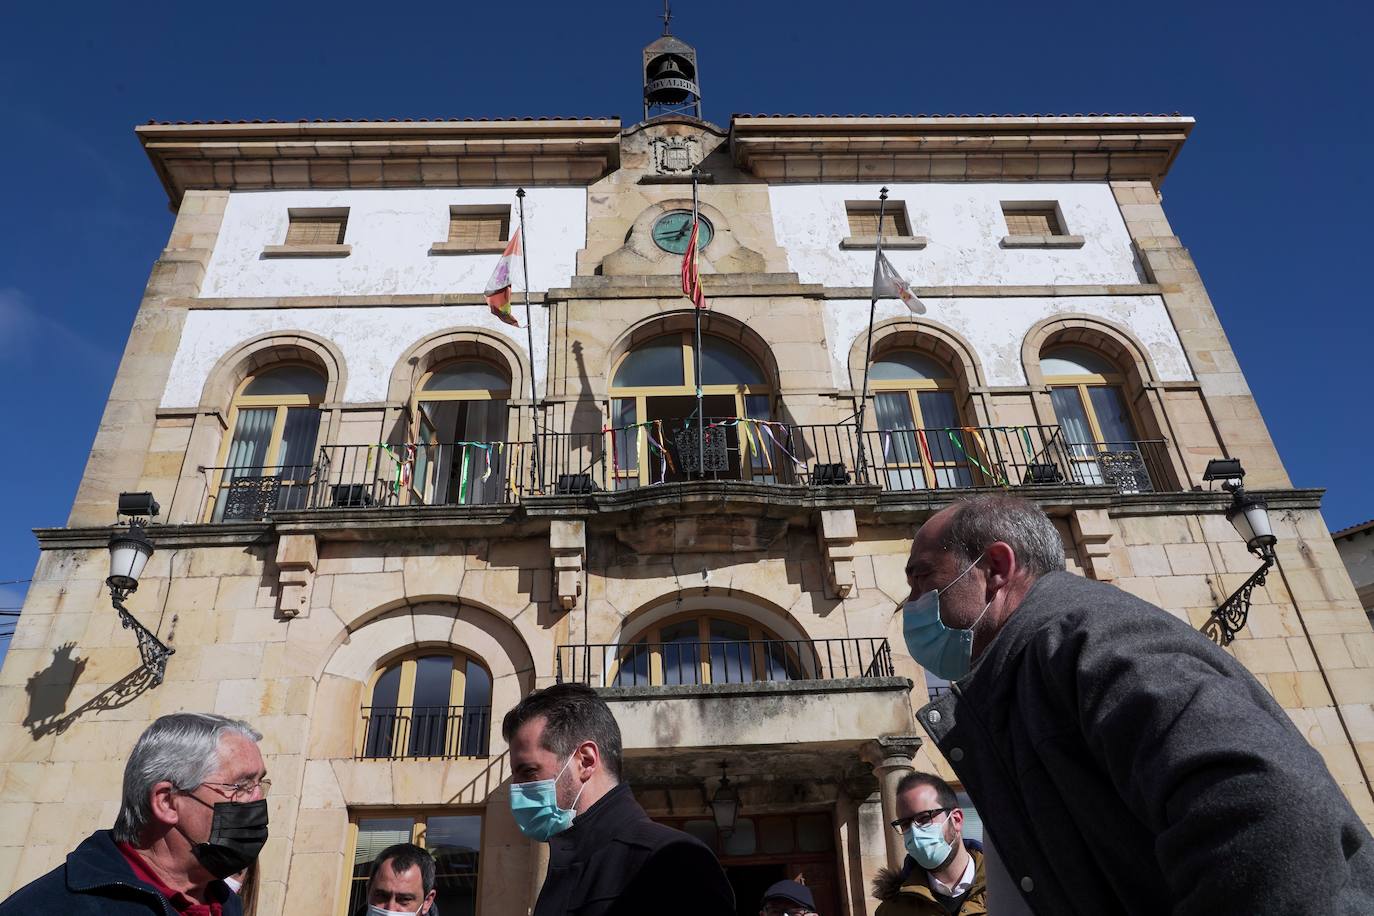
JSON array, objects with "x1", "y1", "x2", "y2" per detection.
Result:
[
  {"x1": 484, "y1": 228, "x2": 523, "y2": 326},
  {"x1": 680, "y1": 219, "x2": 707, "y2": 309}
]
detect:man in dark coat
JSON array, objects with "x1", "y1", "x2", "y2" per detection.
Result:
[
  {"x1": 0, "y1": 712, "x2": 267, "y2": 915},
  {"x1": 503, "y1": 683, "x2": 735, "y2": 916},
  {"x1": 900, "y1": 494, "x2": 1374, "y2": 915}
]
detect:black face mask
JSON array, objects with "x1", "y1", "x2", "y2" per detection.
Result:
[{"x1": 188, "y1": 798, "x2": 269, "y2": 880}]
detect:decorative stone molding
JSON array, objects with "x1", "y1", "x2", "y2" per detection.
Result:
[
  {"x1": 817, "y1": 508, "x2": 859, "y2": 599},
  {"x1": 1071, "y1": 507, "x2": 1116, "y2": 582},
  {"x1": 1000, "y1": 234, "x2": 1084, "y2": 249},
  {"x1": 839, "y1": 235, "x2": 928, "y2": 250},
  {"x1": 550, "y1": 519, "x2": 586, "y2": 610},
  {"x1": 860, "y1": 734, "x2": 925, "y2": 870},
  {"x1": 275, "y1": 532, "x2": 319, "y2": 617}
]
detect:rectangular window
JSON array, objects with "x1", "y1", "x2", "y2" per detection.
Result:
[
  {"x1": 448, "y1": 208, "x2": 510, "y2": 246},
  {"x1": 285, "y1": 210, "x2": 348, "y2": 245},
  {"x1": 348, "y1": 812, "x2": 482, "y2": 916},
  {"x1": 846, "y1": 203, "x2": 910, "y2": 237},
  {"x1": 1002, "y1": 205, "x2": 1064, "y2": 236}
]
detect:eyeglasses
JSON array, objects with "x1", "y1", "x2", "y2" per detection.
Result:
[
  {"x1": 198, "y1": 778, "x2": 272, "y2": 802},
  {"x1": 890, "y1": 806, "x2": 953, "y2": 833},
  {"x1": 762, "y1": 906, "x2": 816, "y2": 916}
]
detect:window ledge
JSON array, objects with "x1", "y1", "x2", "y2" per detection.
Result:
[
  {"x1": 839, "y1": 235, "x2": 928, "y2": 251},
  {"x1": 1000, "y1": 234, "x2": 1085, "y2": 249},
  {"x1": 261, "y1": 244, "x2": 352, "y2": 258},
  {"x1": 430, "y1": 241, "x2": 509, "y2": 255}
]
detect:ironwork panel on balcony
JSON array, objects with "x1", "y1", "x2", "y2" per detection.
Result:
[
  {"x1": 358, "y1": 705, "x2": 491, "y2": 759},
  {"x1": 207, "y1": 464, "x2": 316, "y2": 521},
  {"x1": 314, "y1": 441, "x2": 531, "y2": 509},
  {"x1": 555, "y1": 637, "x2": 894, "y2": 688}
]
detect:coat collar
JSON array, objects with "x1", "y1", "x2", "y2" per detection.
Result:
[
  {"x1": 64, "y1": 831, "x2": 172, "y2": 909},
  {"x1": 548, "y1": 783, "x2": 643, "y2": 858}
]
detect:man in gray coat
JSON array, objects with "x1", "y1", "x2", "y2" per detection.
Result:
[{"x1": 900, "y1": 494, "x2": 1374, "y2": 915}]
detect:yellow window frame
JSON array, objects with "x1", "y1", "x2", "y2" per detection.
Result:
[
  {"x1": 358, "y1": 651, "x2": 489, "y2": 758},
  {"x1": 869, "y1": 361, "x2": 962, "y2": 489},
  {"x1": 611, "y1": 609, "x2": 795, "y2": 686},
  {"x1": 339, "y1": 807, "x2": 486, "y2": 916}
]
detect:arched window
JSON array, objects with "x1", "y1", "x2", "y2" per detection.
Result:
[
  {"x1": 868, "y1": 350, "x2": 972, "y2": 490},
  {"x1": 608, "y1": 333, "x2": 773, "y2": 487},
  {"x1": 410, "y1": 359, "x2": 512, "y2": 505},
  {"x1": 212, "y1": 363, "x2": 327, "y2": 521},
  {"x1": 611, "y1": 612, "x2": 801, "y2": 687},
  {"x1": 1042, "y1": 346, "x2": 1143, "y2": 486},
  {"x1": 360, "y1": 652, "x2": 492, "y2": 759}
]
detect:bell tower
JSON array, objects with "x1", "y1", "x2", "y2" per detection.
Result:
[{"x1": 642, "y1": 2, "x2": 702, "y2": 120}]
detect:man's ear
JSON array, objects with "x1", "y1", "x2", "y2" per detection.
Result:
[
  {"x1": 149, "y1": 780, "x2": 180, "y2": 828},
  {"x1": 575, "y1": 740, "x2": 600, "y2": 780},
  {"x1": 983, "y1": 541, "x2": 1016, "y2": 597}
]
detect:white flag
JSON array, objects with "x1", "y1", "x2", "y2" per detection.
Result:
[{"x1": 873, "y1": 251, "x2": 926, "y2": 314}]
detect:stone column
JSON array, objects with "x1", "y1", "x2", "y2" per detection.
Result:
[{"x1": 860, "y1": 735, "x2": 924, "y2": 870}]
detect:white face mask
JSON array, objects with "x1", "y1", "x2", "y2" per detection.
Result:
[{"x1": 368, "y1": 902, "x2": 423, "y2": 915}]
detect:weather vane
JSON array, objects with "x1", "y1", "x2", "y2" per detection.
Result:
[{"x1": 662, "y1": 0, "x2": 672, "y2": 35}]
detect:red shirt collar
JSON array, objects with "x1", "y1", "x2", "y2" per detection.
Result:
[{"x1": 115, "y1": 842, "x2": 224, "y2": 916}]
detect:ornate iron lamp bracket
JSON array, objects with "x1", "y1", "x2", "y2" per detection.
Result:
[
  {"x1": 1201, "y1": 551, "x2": 1276, "y2": 647},
  {"x1": 110, "y1": 591, "x2": 175, "y2": 686}
]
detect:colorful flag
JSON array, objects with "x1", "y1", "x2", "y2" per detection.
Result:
[
  {"x1": 873, "y1": 250, "x2": 926, "y2": 314},
  {"x1": 484, "y1": 228, "x2": 523, "y2": 326},
  {"x1": 680, "y1": 219, "x2": 707, "y2": 309}
]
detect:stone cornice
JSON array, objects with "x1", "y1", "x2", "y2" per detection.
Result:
[
  {"x1": 137, "y1": 119, "x2": 624, "y2": 206},
  {"x1": 729, "y1": 115, "x2": 1194, "y2": 186}
]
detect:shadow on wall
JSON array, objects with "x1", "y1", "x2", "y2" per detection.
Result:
[
  {"x1": 444, "y1": 748, "x2": 512, "y2": 806},
  {"x1": 24, "y1": 642, "x2": 158, "y2": 739}
]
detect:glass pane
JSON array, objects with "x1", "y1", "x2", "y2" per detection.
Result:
[
  {"x1": 351, "y1": 817, "x2": 415, "y2": 916},
  {"x1": 1087, "y1": 386, "x2": 1137, "y2": 444},
  {"x1": 916, "y1": 390, "x2": 959, "y2": 430},
  {"x1": 760, "y1": 817, "x2": 794, "y2": 854},
  {"x1": 683, "y1": 820, "x2": 719, "y2": 851},
  {"x1": 613, "y1": 639, "x2": 651, "y2": 687},
  {"x1": 1041, "y1": 346, "x2": 1117, "y2": 378},
  {"x1": 242, "y1": 365, "x2": 326, "y2": 398},
  {"x1": 364, "y1": 665, "x2": 402, "y2": 759},
  {"x1": 871, "y1": 351, "x2": 948, "y2": 382},
  {"x1": 1050, "y1": 388, "x2": 1093, "y2": 445},
  {"x1": 955, "y1": 792, "x2": 984, "y2": 843},
  {"x1": 721, "y1": 818, "x2": 757, "y2": 856},
  {"x1": 226, "y1": 408, "x2": 275, "y2": 473},
  {"x1": 423, "y1": 360, "x2": 510, "y2": 392},
  {"x1": 918, "y1": 391, "x2": 974, "y2": 487},
  {"x1": 277, "y1": 407, "x2": 321, "y2": 486},
  {"x1": 797, "y1": 813, "x2": 834, "y2": 852},
  {"x1": 660, "y1": 620, "x2": 701, "y2": 686},
  {"x1": 410, "y1": 656, "x2": 454, "y2": 757},
  {"x1": 700, "y1": 338, "x2": 765, "y2": 386},
  {"x1": 460, "y1": 660, "x2": 492, "y2": 757},
  {"x1": 611, "y1": 397, "x2": 640, "y2": 476},
  {"x1": 614, "y1": 337, "x2": 685, "y2": 388},
  {"x1": 925, "y1": 670, "x2": 952, "y2": 701},
  {"x1": 427, "y1": 815, "x2": 481, "y2": 916},
  {"x1": 709, "y1": 619, "x2": 753, "y2": 684},
  {"x1": 874, "y1": 393, "x2": 920, "y2": 490}
]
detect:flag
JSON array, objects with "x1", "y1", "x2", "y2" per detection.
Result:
[
  {"x1": 873, "y1": 250, "x2": 926, "y2": 314},
  {"x1": 680, "y1": 218, "x2": 707, "y2": 309},
  {"x1": 484, "y1": 228, "x2": 523, "y2": 326}
]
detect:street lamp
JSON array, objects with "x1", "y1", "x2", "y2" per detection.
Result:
[
  {"x1": 1200, "y1": 461, "x2": 1277, "y2": 646},
  {"x1": 106, "y1": 492, "x2": 175, "y2": 685},
  {"x1": 709, "y1": 761, "x2": 740, "y2": 837}
]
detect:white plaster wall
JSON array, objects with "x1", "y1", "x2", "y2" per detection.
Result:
[
  {"x1": 770, "y1": 182, "x2": 1143, "y2": 287},
  {"x1": 823, "y1": 295, "x2": 1193, "y2": 388},
  {"x1": 200, "y1": 187, "x2": 585, "y2": 298},
  {"x1": 161, "y1": 306, "x2": 548, "y2": 407}
]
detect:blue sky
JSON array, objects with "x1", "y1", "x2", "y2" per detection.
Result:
[{"x1": 0, "y1": 0, "x2": 1369, "y2": 647}]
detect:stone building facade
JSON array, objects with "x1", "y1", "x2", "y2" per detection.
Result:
[{"x1": 2, "y1": 88, "x2": 1372, "y2": 916}]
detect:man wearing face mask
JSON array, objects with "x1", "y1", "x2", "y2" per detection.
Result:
[
  {"x1": 873, "y1": 773, "x2": 985, "y2": 916},
  {"x1": 363, "y1": 843, "x2": 438, "y2": 916},
  {"x1": 0, "y1": 712, "x2": 268, "y2": 915},
  {"x1": 901, "y1": 494, "x2": 1374, "y2": 915},
  {"x1": 502, "y1": 683, "x2": 734, "y2": 916}
]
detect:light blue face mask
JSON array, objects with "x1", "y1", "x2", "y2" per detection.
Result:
[
  {"x1": 509, "y1": 754, "x2": 586, "y2": 842},
  {"x1": 903, "y1": 816, "x2": 955, "y2": 870},
  {"x1": 902, "y1": 552, "x2": 992, "y2": 681}
]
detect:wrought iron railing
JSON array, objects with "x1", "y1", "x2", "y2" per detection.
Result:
[
  {"x1": 358, "y1": 705, "x2": 491, "y2": 759},
  {"x1": 205, "y1": 464, "x2": 318, "y2": 521},
  {"x1": 313, "y1": 442, "x2": 533, "y2": 509},
  {"x1": 555, "y1": 637, "x2": 894, "y2": 687},
  {"x1": 541, "y1": 418, "x2": 863, "y2": 492},
  {"x1": 1061, "y1": 439, "x2": 1172, "y2": 493}
]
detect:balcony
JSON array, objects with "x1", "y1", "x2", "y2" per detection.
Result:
[
  {"x1": 555, "y1": 637, "x2": 894, "y2": 687},
  {"x1": 357, "y1": 704, "x2": 492, "y2": 760}
]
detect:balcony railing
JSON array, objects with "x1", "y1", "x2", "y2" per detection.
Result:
[
  {"x1": 541, "y1": 418, "x2": 862, "y2": 491},
  {"x1": 358, "y1": 705, "x2": 491, "y2": 759},
  {"x1": 1062, "y1": 439, "x2": 1172, "y2": 494},
  {"x1": 555, "y1": 637, "x2": 894, "y2": 687},
  {"x1": 314, "y1": 442, "x2": 533, "y2": 509},
  {"x1": 205, "y1": 464, "x2": 318, "y2": 522}
]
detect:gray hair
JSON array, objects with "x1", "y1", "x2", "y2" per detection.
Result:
[
  {"x1": 940, "y1": 494, "x2": 1067, "y2": 577},
  {"x1": 112, "y1": 712, "x2": 261, "y2": 843}
]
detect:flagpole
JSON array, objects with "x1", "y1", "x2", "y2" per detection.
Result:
[
  {"x1": 516, "y1": 188, "x2": 544, "y2": 492},
  {"x1": 691, "y1": 169, "x2": 705, "y2": 479},
  {"x1": 853, "y1": 186, "x2": 889, "y2": 482}
]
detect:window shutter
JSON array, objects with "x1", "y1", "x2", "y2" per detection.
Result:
[
  {"x1": 285, "y1": 215, "x2": 346, "y2": 245},
  {"x1": 1003, "y1": 208, "x2": 1061, "y2": 235},
  {"x1": 449, "y1": 214, "x2": 510, "y2": 246}
]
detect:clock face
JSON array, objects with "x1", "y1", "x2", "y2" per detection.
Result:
[{"x1": 651, "y1": 211, "x2": 713, "y2": 254}]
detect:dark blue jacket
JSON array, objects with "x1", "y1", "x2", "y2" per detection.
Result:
[{"x1": 0, "y1": 830, "x2": 242, "y2": 915}]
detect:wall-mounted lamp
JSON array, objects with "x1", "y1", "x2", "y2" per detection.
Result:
[
  {"x1": 1200, "y1": 461, "x2": 1278, "y2": 646},
  {"x1": 709, "y1": 761, "x2": 740, "y2": 837},
  {"x1": 106, "y1": 492, "x2": 175, "y2": 685}
]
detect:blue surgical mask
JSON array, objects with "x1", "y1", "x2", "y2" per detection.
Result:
[
  {"x1": 509, "y1": 754, "x2": 586, "y2": 841},
  {"x1": 903, "y1": 817, "x2": 954, "y2": 870},
  {"x1": 902, "y1": 552, "x2": 992, "y2": 681}
]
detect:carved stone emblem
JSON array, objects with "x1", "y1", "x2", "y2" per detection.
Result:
[{"x1": 652, "y1": 136, "x2": 700, "y2": 174}]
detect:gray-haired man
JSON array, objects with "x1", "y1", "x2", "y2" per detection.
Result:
[
  {"x1": 0, "y1": 712, "x2": 269, "y2": 915},
  {"x1": 901, "y1": 494, "x2": 1374, "y2": 915}
]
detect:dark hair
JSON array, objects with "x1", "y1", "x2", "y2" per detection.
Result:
[
  {"x1": 501, "y1": 683, "x2": 623, "y2": 780},
  {"x1": 370, "y1": 843, "x2": 436, "y2": 896},
  {"x1": 895, "y1": 771, "x2": 958, "y2": 810},
  {"x1": 940, "y1": 494, "x2": 1066, "y2": 577}
]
